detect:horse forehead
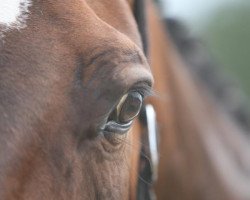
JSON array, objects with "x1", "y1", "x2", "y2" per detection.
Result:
[
  {"x1": 0, "y1": 0, "x2": 31, "y2": 27},
  {"x1": 38, "y1": 0, "x2": 142, "y2": 54},
  {"x1": 73, "y1": 0, "x2": 141, "y2": 48}
]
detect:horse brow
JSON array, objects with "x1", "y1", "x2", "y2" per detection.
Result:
[
  {"x1": 86, "y1": 48, "x2": 116, "y2": 67},
  {"x1": 85, "y1": 47, "x2": 143, "y2": 68}
]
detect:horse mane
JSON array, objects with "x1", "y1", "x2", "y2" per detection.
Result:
[
  {"x1": 133, "y1": 0, "x2": 148, "y2": 56},
  {"x1": 165, "y1": 18, "x2": 250, "y2": 132}
]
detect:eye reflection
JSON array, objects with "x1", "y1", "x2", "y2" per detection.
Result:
[{"x1": 116, "y1": 92, "x2": 143, "y2": 123}]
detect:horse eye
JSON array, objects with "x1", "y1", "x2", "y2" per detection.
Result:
[{"x1": 116, "y1": 92, "x2": 143, "y2": 123}]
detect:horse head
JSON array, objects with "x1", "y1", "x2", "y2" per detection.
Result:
[{"x1": 0, "y1": 0, "x2": 152, "y2": 199}]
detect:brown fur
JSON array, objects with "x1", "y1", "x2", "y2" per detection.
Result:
[
  {"x1": 146, "y1": 1, "x2": 250, "y2": 200},
  {"x1": 0, "y1": 1, "x2": 152, "y2": 199},
  {"x1": 2, "y1": 0, "x2": 250, "y2": 199}
]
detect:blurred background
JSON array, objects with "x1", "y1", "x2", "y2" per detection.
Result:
[{"x1": 156, "y1": 0, "x2": 250, "y2": 98}]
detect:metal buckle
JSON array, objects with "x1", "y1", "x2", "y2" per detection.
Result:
[{"x1": 145, "y1": 104, "x2": 159, "y2": 182}]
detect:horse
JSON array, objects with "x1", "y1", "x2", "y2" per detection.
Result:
[
  {"x1": 166, "y1": 18, "x2": 250, "y2": 132},
  {"x1": 1, "y1": 0, "x2": 250, "y2": 199},
  {"x1": 0, "y1": 0, "x2": 154, "y2": 199},
  {"x1": 144, "y1": 1, "x2": 250, "y2": 199}
]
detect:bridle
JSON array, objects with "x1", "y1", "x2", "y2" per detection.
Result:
[
  {"x1": 137, "y1": 104, "x2": 159, "y2": 200},
  {"x1": 133, "y1": 0, "x2": 159, "y2": 199},
  {"x1": 145, "y1": 104, "x2": 159, "y2": 183}
]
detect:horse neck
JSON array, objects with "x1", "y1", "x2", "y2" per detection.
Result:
[
  {"x1": 167, "y1": 45, "x2": 250, "y2": 200},
  {"x1": 146, "y1": 1, "x2": 250, "y2": 199}
]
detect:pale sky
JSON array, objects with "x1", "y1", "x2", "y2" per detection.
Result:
[{"x1": 161, "y1": 0, "x2": 246, "y2": 28}]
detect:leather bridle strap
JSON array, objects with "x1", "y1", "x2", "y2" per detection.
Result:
[
  {"x1": 133, "y1": 0, "x2": 148, "y2": 56},
  {"x1": 133, "y1": 0, "x2": 158, "y2": 199},
  {"x1": 137, "y1": 104, "x2": 158, "y2": 200},
  {"x1": 145, "y1": 105, "x2": 159, "y2": 183}
]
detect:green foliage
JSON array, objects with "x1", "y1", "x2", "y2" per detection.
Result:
[{"x1": 201, "y1": 2, "x2": 250, "y2": 96}]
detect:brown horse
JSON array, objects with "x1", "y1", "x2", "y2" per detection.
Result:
[
  {"x1": 144, "y1": 1, "x2": 250, "y2": 200},
  {"x1": 0, "y1": 0, "x2": 153, "y2": 199},
  {"x1": 1, "y1": 0, "x2": 250, "y2": 200}
]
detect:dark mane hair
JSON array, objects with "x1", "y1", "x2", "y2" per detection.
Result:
[
  {"x1": 165, "y1": 18, "x2": 250, "y2": 132},
  {"x1": 133, "y1": 0, "x2": 148, "y2": 56}
]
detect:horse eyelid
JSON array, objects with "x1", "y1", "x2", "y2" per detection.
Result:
[{"x1": 129, "y1": 81, "x2": 153, "y2": 98}]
